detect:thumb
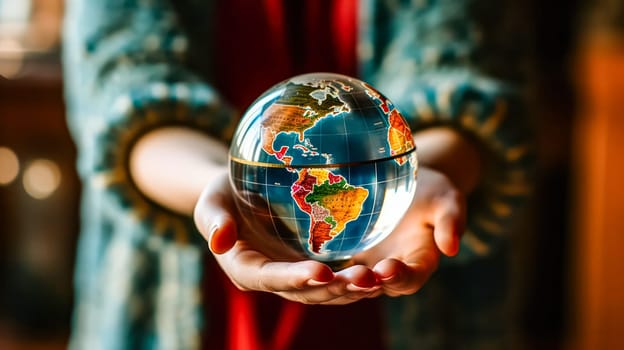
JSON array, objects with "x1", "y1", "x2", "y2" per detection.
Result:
[
  {"x1": 433, "y1": 214, "x2": 463, "y2": 256},
  {"x1": 193, "y1": 182, "x2": 238, "y2": 254},
  {"x1": 207, "y1": 215, "x2": 238, "y2": 254},
  {"x1": 431, "y1": 187, "x2": 466, "y2": 257}
]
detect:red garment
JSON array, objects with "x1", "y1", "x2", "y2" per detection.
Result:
[
  {"x1": 203, "y1": 1, "x2": 385, "y2": 349},
  {"x1": 203, "y1": 261, "x2": 384, "y2": 350},
  {"x1": 214, "y1": 0, "x2": 357, "y2": 111}
]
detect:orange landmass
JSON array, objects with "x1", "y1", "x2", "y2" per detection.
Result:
[
  {"x1": 260, "y1": 104, "x2": 322, "y2": 165},
  {"x1": 316, "y1": 187, "x2": 369, "y2": 238},
  {"x1": 309, "y1": 221, "x2": 333, "y2": 253},
  {"x1": 388, "y1": 109, "x2": 414, "y2": 164}
]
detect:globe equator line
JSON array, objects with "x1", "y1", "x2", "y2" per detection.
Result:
[{"x1": 228, "y1": 147, "x2": 416, "y2": 169}]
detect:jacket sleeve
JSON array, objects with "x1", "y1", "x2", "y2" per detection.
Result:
[
  {"x1": 360, "y1": 0, "x2": 534, "y2": 263},
  {"x1": 63, "y1": 0, "x2": 236, "y2": 244}
]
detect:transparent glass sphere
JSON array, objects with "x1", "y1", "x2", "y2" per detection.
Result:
[{"x1": 229, "y1": 73, "x2": 417, "y2": 267}]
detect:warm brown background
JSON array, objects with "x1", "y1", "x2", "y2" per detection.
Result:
[{"x1": 0, "y1": 1, "x2": 623, "y2": 349}]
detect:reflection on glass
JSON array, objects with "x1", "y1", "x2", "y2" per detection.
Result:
[
  {"x1": 0, "y1": 146, "x2": 19, "y2": 185},
  {"x1": 22, "y1": 158, "x2": 61, "y2": 199}
]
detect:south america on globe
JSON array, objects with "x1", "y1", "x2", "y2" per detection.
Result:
[{"x1": 229, "y1": 73, "x2": 418, "y2": 267}]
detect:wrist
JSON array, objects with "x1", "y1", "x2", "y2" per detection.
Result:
[
  {"x1": 129, "y1": 126, "x2": 229, "y2": 215},
  {"x1": 413, "y1": 127, "x2": 482, "y2": 194}
]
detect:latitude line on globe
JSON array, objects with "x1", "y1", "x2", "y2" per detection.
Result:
[
  {"x1": 229, "y1": 147, "x2": 416, "y2": 169},
  {"x1": 230, "y1": 170, "x2": 413, "y2": 188}
]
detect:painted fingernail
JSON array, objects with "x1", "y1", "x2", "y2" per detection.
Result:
[
  {"x1": 207, "y1": 224, "x2": 218, "y2": 251},
  {"x1": 347, "y1": 284, "x2": 381, "y2": 293},
  {"x1": 379, "y1": 276, "x2": 394, "y2": 282},
  {"x1": 209, "y1": 223, "x2": 219, "y2": 235},
  {"x1": 307, "y1": 279, "x2": 330, "y2": 286}
]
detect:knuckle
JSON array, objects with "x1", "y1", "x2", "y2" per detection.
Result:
[
  {"x1": 256, "y1": 268, "x2": 279, "y2": 292},
  {"x1": 441, "y1": 188, "x2": 463, "y2": 206},
  {"x1": 292, "y1": 293, "x2": 316, "y2": 305},
  {"x1": 327, "y1": 283, "x2": 348, "y2": 297}
]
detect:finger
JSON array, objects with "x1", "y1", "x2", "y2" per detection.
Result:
[
  {"x1": 261, "y1": 260, "x2": 335, "y2": 291},
  {"x1": 209, "y1": 216, "x2": 238, "y2": 254},
  {"x1": 194, "y1": 196, "x2": 238, "y2": 254},
  {"x1": 274, "y1": 265, "x2": 379, "y2": 304},
  {"x1": 433, "y1": 214, "x2": 462, "y2": 256},
  {"x1": 193, "y1": 175, "x2": 239, "y2": 254},
  {"x1": 432, "y1": 192, "x2": 466, "y2": 256},
  {"x1": 278, "y1": 282, "x2": 381, "y2": 305},
  {"x1": 335, "y1": 264, "x2": 378, "y2": 289},
  {"x1": 276, "y1": 286, "x2": 379, "y2": 305},
  {"x1": 222, "y1": 252, "x2": 334, "y2": 292},
  {"x1": 373, "y1": 258, "x2": 435, "y2": 296},
  {"x1": 317, "y1": 289, "x2": 382, "y2": 305}
]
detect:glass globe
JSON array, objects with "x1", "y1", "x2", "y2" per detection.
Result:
[{"x1": 229, "y1": 72, "x2": 417, "y2": 268}]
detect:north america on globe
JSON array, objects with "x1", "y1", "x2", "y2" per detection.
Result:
[{"x1": 260, "y1": 80, "x2": 352, "y2": 166}]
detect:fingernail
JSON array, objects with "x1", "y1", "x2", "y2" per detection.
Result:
[
  {"x1": 207, "y1": 224, "x2": 218, "y2": 251},
  {"x1": 209, "y1": 223, "x2": 218, "y2": 236},
  {"x1": 449, "y1": 234, "x2": 461, "y2": 256},
  {"x1": 347, "y1": 284, "x2": 381, "y2": 293},
  {"x1": 379, "y1": 274, "x2": 394, "y2": 282},
  {"x1": 307, "y1": 279, "x2": 330, "y2": 286}
]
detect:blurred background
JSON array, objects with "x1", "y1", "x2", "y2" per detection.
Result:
[
  {"x1": 0, "y1": 0, "x2": 622, "y2": 349},
  {"x1": 0, "y1": 1, "x2": 75, "y2": 349}
]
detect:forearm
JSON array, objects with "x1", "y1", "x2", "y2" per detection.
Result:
[
  {"x1": 129, "y1": 125, "x2": 482, "y2": 216},
  {"x1": 413, "y1": 127, "x2": 482, "y2": 195},
  {"x1": 129, "y1": 126, "x2": 229, "y2": 216}
]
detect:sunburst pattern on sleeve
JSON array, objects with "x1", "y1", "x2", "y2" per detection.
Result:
[
  {"x1": 62, "y1": 0, "x2": 234, "y2": 348},
  {"x1": 64, "y1": 0, "x2": 237, "y2": 244},
  {"x1": 95, "y1": 82, "x2": 237, "y2": 244}
]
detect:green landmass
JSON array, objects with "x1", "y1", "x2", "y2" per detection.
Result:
[
  {"x1": 324, "y1": 216, "x2": 337, "y2": 228},
  {"x1": 305, "y1": 179, "x2": 354, "y2": 204}
]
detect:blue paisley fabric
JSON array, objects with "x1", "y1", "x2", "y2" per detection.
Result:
[{"x1": 63, "y1": 0, "x2": 533, "y2": 349}]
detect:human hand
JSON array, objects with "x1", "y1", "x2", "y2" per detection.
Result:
[
  {"x1": 194, "y1": 171, "x2": 383, "y2": 305},
  {"x1": 195, "y1": 165, "x2": 465, "y2": 302},
  {"x1": 352, "y1": 166, "x2": 466, "y2": 297},
  {"x1": 352, "y1": 126, "x2": 478, "y2": 297},
  {"x1": 147, "y1": 126, "x2": 471, "y2": 302}
]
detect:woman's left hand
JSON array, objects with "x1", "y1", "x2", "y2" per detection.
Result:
[{"x1": 352, "y1": 166, "x2": 466, "y2": 297}]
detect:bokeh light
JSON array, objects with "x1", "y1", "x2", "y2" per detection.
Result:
[
  {"x1": 22, "y1": 158, "x2": 61, "y2": 199},
  {"x1": 0, "y1": 146, "x2": 20, "y2": 185},
  {"x1": 0, "y1": 37, "x2": 24, "y2": 78}
]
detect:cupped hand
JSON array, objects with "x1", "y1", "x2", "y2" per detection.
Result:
[
  {"x1": 352, "y1": 166, "x2": 466, "y2": 297},
  {"x1": 194, "y1": 171, "x2": 382, "y2": 305},
  {"x1": 194, "y1": 166, "x2": 465, "y2": 303}
]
